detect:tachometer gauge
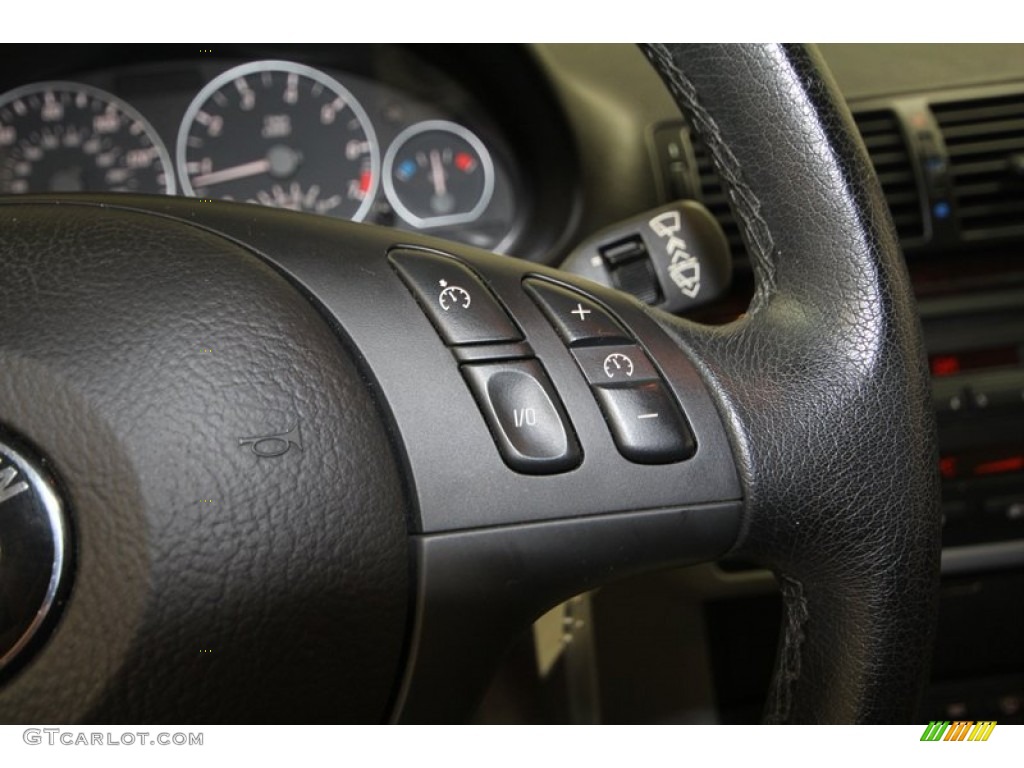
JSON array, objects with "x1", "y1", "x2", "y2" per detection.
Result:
[
  {"x1": 0, "y1": 82, "x2": 174, "y2": 195},
  {"x1": 383, "y1": 120, "x2": 494, "y2": 229},
  {"x1": 177, "y1": 61, "x2": 379, "y2": 221}
]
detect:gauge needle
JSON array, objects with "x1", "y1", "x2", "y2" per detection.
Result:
[
  {"x1": 429, "y1": 150, "x2": 446, "y2": 196},
  {"x1": 192, "y1": 159, "x2": 271, "y2": 187}
]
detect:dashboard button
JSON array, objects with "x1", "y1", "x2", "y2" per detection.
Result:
[
  {"x1": 524, "y1": 279, "x2": 631, "y2": 346},
  {"x1": 571, "y1": 344, "x2": 659, "y2": 386},
  {"x1": 593, "y1": 382, "x2": 695, "y2": 464},
  {"x1": 391, "y1": 250, "x2": 522, "y2": 345},
  {"x1": 462, "y1": 360, "x2": 581, "y2": 474}
]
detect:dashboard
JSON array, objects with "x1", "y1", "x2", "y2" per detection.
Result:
[
  {"x1": 0, "y1": 44, "x2": 580, "y2": 258},
  {"x1": 1, "y1": 43, "x2": 1022, "y2": 725}
]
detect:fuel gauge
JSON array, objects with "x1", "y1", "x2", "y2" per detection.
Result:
[{"x1": 383, "y1": 120, "x2": 494, "y2": 229}]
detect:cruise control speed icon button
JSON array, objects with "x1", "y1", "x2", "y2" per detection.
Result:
[
  {"x1": 602, "y1": 352, "x2": 635, "y2": 379},
  {"x1": 390, "y1": 249, "x2": 522, "y2": 345},
  {"x1": 437, "y1": 280, "x2": 472, "y2": 311}
]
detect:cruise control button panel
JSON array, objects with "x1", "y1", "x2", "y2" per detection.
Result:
[
  {"x1": 390, "y1": 254, "x2": 700, "y2": 473},
  {"x1": 593, "y1": 382, "x2": 696, "y2": 464},
  {"x1": 390, "y1": 249, "x2": 522, "y2": 345},
  {"x1": 525, "y1": 277, "x2": 698, "y2": 465},
  {"x1": 462, "y1": 360, "x2": 581, "y2": 475}
]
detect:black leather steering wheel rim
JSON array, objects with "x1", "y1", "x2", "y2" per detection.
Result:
[
  {"x1": 0, "y1": 43, "x2": 941, "y2": 725},
  {"x1": 642, "y1": 44, "x2": 942, "y2": 722}
]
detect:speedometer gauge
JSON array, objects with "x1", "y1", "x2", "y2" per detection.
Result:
[
  {"x1": 177, "y1": 61, "x2": 379, "y2": 221},
  {"x1": 0, "y1": 82, "x2": 174, "y2": 195}
]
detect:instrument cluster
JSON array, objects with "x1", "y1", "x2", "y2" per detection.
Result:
[{"x1": 0, "y1": 55, "x2": 520, "y2": 252}]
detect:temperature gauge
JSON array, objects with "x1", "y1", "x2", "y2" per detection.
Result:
[{"x1": 383, "y1": 120, "x2": 494, "y2": 229}]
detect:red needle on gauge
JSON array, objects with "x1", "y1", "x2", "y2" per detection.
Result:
[{"x1": 192, "y1": 158, "x2": 271, "y2": 187}]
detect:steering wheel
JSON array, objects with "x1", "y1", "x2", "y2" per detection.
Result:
[{"x1": 0, "y1": 44, "x2": 940, "y2": 724}]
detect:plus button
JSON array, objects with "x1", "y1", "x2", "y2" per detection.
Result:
[{"x1": 571, "y1": 303, "x2": 592, "y2": 321}]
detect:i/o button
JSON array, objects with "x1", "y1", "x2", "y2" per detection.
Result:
[{"x1": 461, "y1": 359, "x2": 581, "y2": 475}]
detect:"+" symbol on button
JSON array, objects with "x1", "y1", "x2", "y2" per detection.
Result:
[{"x1": 571, "y1": 303, "x2": 591, "y2": 320}]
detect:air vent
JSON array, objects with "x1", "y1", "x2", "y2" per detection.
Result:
[
  {"x1": 692, "y1": 110, "x2": 925, "y2": 261},
  {"x1": 691, "y1": 137, "x2": 747, "y2": 265},
  {"x1": 852, "y1": 109, "x2": 925, "y2": 242},
  {"x1": 933, "y1": 91, "x2": 1024, "y2": 238}
]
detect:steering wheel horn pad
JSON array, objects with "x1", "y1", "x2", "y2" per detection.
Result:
[{"x1": 0, "y1": 203, "x2": 410, "y2": 722}]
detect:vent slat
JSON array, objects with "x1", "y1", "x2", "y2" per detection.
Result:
[
  {"x1": 875, "y1": 171, "x2": 918, "y2": 186},
  {"x1": 941, "y1": 117, "x2": 1024, "y2": 142},
  {"x1": 933, "y1": 96, "x2": 1024, "y2": 127},
  {"x1": 947, "y1": 136, "x2": 1024, "y2": 157},
  {"x1": 949, "y1": 158, "x2": 1010, "y2": 178},
  {"x1": 935, "y1": 91, "x2": 1024, "y2": 238},
  {"x1": 869, "y1": 150, "x2": 916, "y2": 167},
  {"x1": 953, "y1": 180, "x2": 1017, "y2": 198},
  {"x1": 690, "y1": 108, "x2": 927, "y2": 257},
  {"x1": 691, "y1": 138, "x2": 748, "y2": 264},
  {"x1": 853, "y1": 117, "x2": 898, "y2": 135},
  {"x1": 892, "y1": 212, "x2": 925, "y2": 227},
  {"x1": 862, "y1": 134, "x2": 906, "y2": 151},
  {"x1": 958, "y1": 199, "x2": 1024, "y2": 216},
  {"x1": 852, "y1": 109, "x2": 924, "y2": 242},
  {"x1": 881, "y1": 190, "x2": 922, "y2": 206}
]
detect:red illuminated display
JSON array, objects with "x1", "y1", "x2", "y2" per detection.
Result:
[
  {"x1": 929, "y1": 346, "x2": 1019, "y2": 377},
  {"x1": 930, "y1": 355, "x2": 960, "y2": 377},
  {"x1": 974, "y1": 456, "x2": 1024, "y2": 476},
  {"x1": 940, "y1": 452, "x2": 1024, "y2": 479}
]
